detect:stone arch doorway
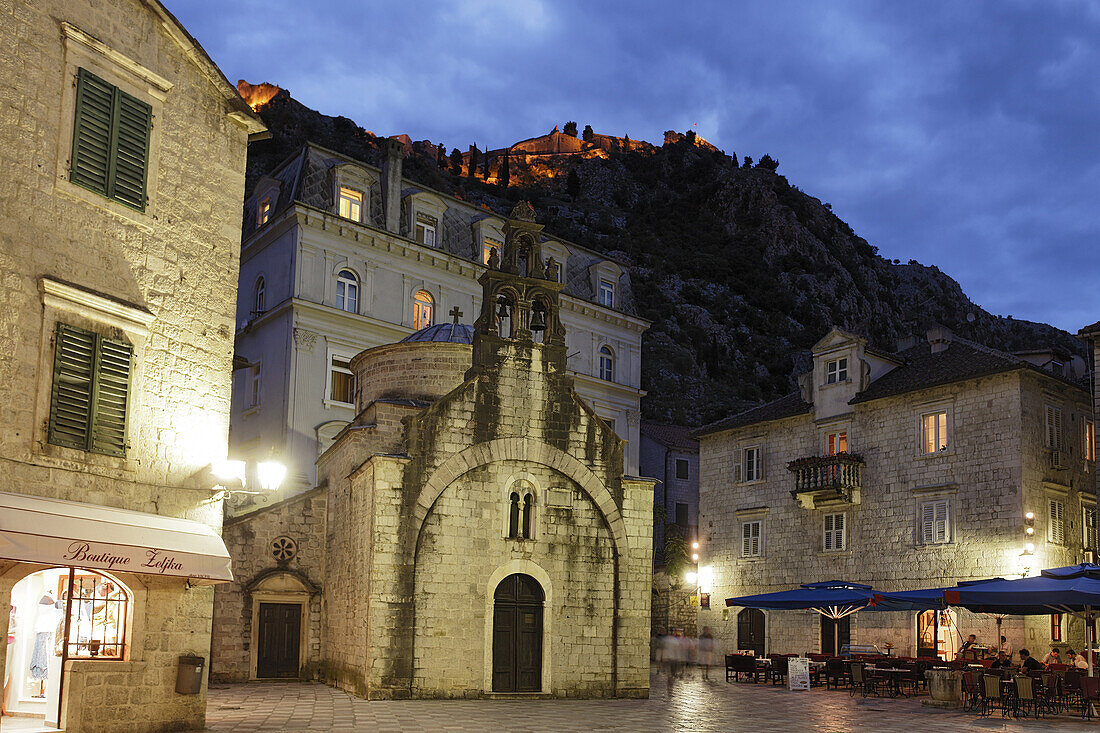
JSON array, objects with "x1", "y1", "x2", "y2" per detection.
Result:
[
  {"x1": 737, "y1": 608, "x2": 765, "y2": 657},
  {"x1": 492, "y1": 573, "x2": 544, "y2": 692}
]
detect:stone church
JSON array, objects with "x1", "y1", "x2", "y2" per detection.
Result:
[{"x1": 211, "y1": 203, "x2": 653, "y2": 698}]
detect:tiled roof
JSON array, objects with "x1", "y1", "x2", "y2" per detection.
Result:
[
  {"x1": 640, "y1": 422, "x2": 698, "y2": 451},
  {"x1": 850, "y1": 337, "x2": 1048, "y2": 404},
  {"x1": 1079, "y1": 320, "x2": 1100, "y2": 337},
  {"x1": 693, "y1": 392, "x2": 812, "y2": 437},
  {"x1": 400, "y1": 323, "x2": 474, "y2": 344}
]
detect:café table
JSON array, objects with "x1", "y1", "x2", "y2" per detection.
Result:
[{"x1": 870, "y1": 667, "x2": 913, "y2": 698}]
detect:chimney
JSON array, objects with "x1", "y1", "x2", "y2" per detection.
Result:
[
  {"x1": 380, "y1": 137, "x2": 403, "y2": 234},
  {"x1": 926, "y1": 327, "x2": 952, "y2": 354},
  {"x1": 896, "y1": 335, "x2": 918, "y2": 352}
]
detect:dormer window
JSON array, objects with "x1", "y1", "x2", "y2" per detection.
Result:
[
  {"x1": 599, "y1": 279, "x2": 615, "y2": 307},
  {"x1": 484, "y1": 238, "x2": 502, "y2": 265},
  {"x1": 415, "y1": 214, "x2": 437, "y2": 246},
  {"x1": 338, "y1": 186, "x2": 363, "y2": 222},
  {"x1": 258, "y1": 197, "x2": 272, "y2": 227},
  {"x1": 825, "y1": 358, "x2": 848, "y2": 384}
]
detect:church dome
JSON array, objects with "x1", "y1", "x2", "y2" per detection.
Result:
[{"x1": 400, "y1": 323, "x2": 474, "y2": 344}]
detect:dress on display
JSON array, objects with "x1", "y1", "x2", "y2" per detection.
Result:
[{"x1": 29, "y1": 595, "x2": 60, "y2": 681}]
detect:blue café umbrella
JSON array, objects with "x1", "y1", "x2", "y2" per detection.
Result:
[
  {"x1": 870, "y1": 578, "x2": 1007, "y2": 611},
  {"x1": 726, "y1": 581, "x2": 878, "y2": 656},
  {"x1": 943, "y1": 564, "x2": 1100, "y2": 675}
]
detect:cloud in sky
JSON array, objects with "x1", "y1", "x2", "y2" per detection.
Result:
[{"x1": 170, "y1": 0, "x2": 1099, "y2": 331}]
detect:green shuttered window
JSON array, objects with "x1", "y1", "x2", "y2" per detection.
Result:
[
  {"x1": 70, "y1": 68, "x2": 151, "y2": 211},
  {"x1": 48, "y1": 323, "x2": 133, "y2": 457}
]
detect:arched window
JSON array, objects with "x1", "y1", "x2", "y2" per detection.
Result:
[
  {"x1": 254, "y1": 276, "x2": 266, "y2": 314},
  {"x1": 413, "y1": 290, "x2": 434, "y2": 329},
  {"x1": 522, "y1": 492, "x2": 534, "y2": 539},
  {"x1": 336, "y1": 269, "x2": 358, "y2": 313},
  {"x1": 508, "y1": 492, "x2": 521, "y2": 539},
  {"x1": 599, "y1": 346, "x2": 614, "y2": 382}
]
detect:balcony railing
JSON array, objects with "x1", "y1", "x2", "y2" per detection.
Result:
[{"x1": 787, "y1": 453, "x2": 864, "y2": 506}]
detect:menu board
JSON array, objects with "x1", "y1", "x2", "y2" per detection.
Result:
[{"x1": 788, "y1": 657, "x2": 811, "y2": 691}]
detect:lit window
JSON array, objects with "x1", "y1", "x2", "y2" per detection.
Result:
[
  {"x1": 826, "y1": 431, "x2": 848, "y2": 455},
  {"x1": 338, "y1": 186, "x2": 363, "y2": 222},
  {"x1": 413, "y1": 290, "x2": 434, "y2": 329},
  {"x1": 64, "y1": 572, "x2": 131, "y2": 659},
  {"x1": 740, "y1": 446, "x2": 762, "y2": 482},
  {"x1": 1086, "y1": 419, "x2": 1095, "y2": 462},
  {"x1": 823, "y1": 513, "x2": 846, "y2": 551},
  {"x1": 599, "y1": 346, "x2": 614, "y2": 381},
  {"x1": 741, "y1": 520, "x2": 762, "y2": 558},
  {"x1": 921, "y1": 411, "x2": 948, "y2": 454},
  {"x1": 248, "y1": 361, "x2": 261, "y2": 408},
  {"x1": 1046, "y1": 405, "x2": 1064, "y2": 449},
  {"x1": 329, "y1": 355, "x2": 354, "y2": 405},
  {"x1": 254, "y1": 276, "x2": 266, "y2": 314},
  {"x1": 1051, "y1": 613, "x2": 1063, "y2": 642},
  {"x1": 825, "y1": 358, "x2": 848, "y2": 384},
  {"x1": 599, "y1": 279, "x2": 615, "y2": 307},
  {"x1": 336, "y1": 269, "x2": 359, "y2": 313},
  {"x1": 1050, "y1": 499, "x2": 1065, "y2": 545},
  {"x1": 675, "y1": 459, "x2": 689, "y2": 480},
  {"x1": 483, "y1": 238, "x2": 502, "y2": 264},
  {"x1": 258, "y1": 197, "x2": 272, "y2": 227},
  {"x1": 415, "y1": 216, "x2": 437, "y2": 246},
  {"x1": 919, "y1": 499, "x2": 950, "y2": 544},
  {"x1": 1084, "y1": 505, "x2": 1097, "y2": 550}
]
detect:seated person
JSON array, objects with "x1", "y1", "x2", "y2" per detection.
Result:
[
  {"x1": 1042, "y1": 648, "x2": 1062, "y2": 665},
  {"x1": 1066, "y1": 649, "x2": 1089, "y2": 670},
  {"x1": 1019, "y1": 648, "x2": 1044, "y2": 672},
  {"x1": 989, "y1": 650, "x2": 1012, "y2": 669},
  {"x1": 959, "y1": 634, "x2": 978, "y2": 654}
]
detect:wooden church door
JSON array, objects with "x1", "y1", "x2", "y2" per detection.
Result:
[
  {"x1": 492, "y1": 573, "x2": 544, "y2": 692},
  {"x1": 257, "y1": 602, "x2": 301, "y2": 678}
]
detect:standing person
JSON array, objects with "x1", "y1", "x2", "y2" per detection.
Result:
[
  {"x1": 698, "y1": 627, "x2": 717, "y2": 681},
  {"x1": 670, "y1": 629, "x2": 687, "y2": 679},
  {"x1": 659, "y1": 629, "x2": 678, "y2": 686}
]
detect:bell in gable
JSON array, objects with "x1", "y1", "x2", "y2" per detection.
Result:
[
  {"x1": 530, "y1": 304, "x2": 547, "y2": 332},
  {"x1": 496, "y1": 296, "x2": 511, "y2": 319}
]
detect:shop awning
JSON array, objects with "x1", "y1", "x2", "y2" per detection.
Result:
[{"x1": 0, "y1": 491, "x2": 232, "y2": 584}]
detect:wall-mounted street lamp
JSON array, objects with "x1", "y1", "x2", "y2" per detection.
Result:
[{"x1": 201, "y1": 457, "x2": 286, "y2": 503}]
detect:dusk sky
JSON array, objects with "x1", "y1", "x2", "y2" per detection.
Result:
[{"x1": 170, "y1": 0, "x2": 1099, "y2": 332}]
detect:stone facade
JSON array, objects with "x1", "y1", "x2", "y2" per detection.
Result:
[
  {"x1": 0, "y1": 1, "x2": 261, "y2": 731},
  {"x1": 696, "y1": 328, "x2": 1094, "y2": 661},
  {"x1": 230, "y1": 143, "x2": 648, "y2": 510},
  {"x1": 214, "y1": 205, "x2": 653, "y2": 698}
]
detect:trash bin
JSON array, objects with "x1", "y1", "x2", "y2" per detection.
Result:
[{"x1": 175, "y1": 655, "x2": 205, "y2": 695}]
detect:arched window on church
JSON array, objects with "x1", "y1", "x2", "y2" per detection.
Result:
[
  {"x1": 413, "y1": 290, "x2": 434, "y2": 329},
  {"x1": 522, "y1": 492, "x2": 534, "y2": 539},
  {"x1": 508, "y1": 492, "x2": 521, "y2": 539},
  {"x1": 599, "y1": 345, "x2": 615, "y2": 382},
  {"x1": 336, "y1": 269, "x2": 359, "y2": 313}
]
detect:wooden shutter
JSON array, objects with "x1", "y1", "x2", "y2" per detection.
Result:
[
  {"x1": 921, "y1": 501, "x2": 948, "y2": 544},
  {"x1": 1050, "y1": 500, "x2": 1065, "y2": 545},
  {"x1": 70, "y1": 68, "x2": 151, "y2": 211},
  {"x1": 70, "y1": 68, "x2": 114, "y2": 196},
  {"x1": 48, "y1": 324, "x2": 97, "y2": 449},
  {"x1": 933, "y1": 501, "x2": 948, "y2": 543},
  {"x1": 111, "y1": 89, "x2": 151, "y2": 210},
  {"x1": 742, "y1": 521, "x2": 760, "y2": 557},
  {"x1": 733, "y1": 449, "x2": 742, "y2": 483},
  {"x1": 1047, "y1": 406, "x2": 1063, "y2": 449},
  {"x1": 90, "y1": 336, "x2": 132, "y2": 456},
  {"x1": 751, "y1": 522, "x2": 761, "y2": 556}
]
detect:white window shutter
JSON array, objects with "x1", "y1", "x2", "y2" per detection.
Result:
[
  {"x1": 752, "y1": 522, "x2": 761, "y2": 556},
  {"x1": 920, "y1": 503, "x2": 934, "y2": 544},
  {"x1": 733, "y1": 449, "x2": 742, "y2": 483},
  {"x1": 742, "y1": 522, "x2": 751, "y2": 557},
  {"x1": 934, "y1": 501, "x2": 948, "y2": 543},
  {"x1": 758, "y1": 446, "x2": 765, "y2": 481},
  {"x1": 824, "y1": 515, "x2": 834, "y2": 551},
  {"x1": 837, "y1": 513, "x2": 846, "y2": 550}
]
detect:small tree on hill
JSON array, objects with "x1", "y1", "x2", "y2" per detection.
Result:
[
  {"x1": 756, "y1": 154, "x2": 779, "y2": 171},
  {"x1": 582, "y1": 124, "x2": 594, "y2": 142},
  {"x1": 686, "y1": 130, "x2": 696, "y2": 144},
  {"x1": 436, "y1": 143, "x2": 446, "y2": 169},
  {"x1": 563, "y1": 121, "x2": 578, "y2": 137},
  {"x1": 742, "y1": 155, "x2": 753, "y2": 168},
  {"x1": 449, "y1": 148, "x2": 463, "y2": 175},
  {"x1": 468, "y1": 145, "x2": 479, "y2": 178},
  {"x1": 567, "y1": 169, "x2": 580, "y2": 199}
]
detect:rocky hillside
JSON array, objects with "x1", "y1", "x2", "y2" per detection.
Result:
[{"x1": 241, "y1": 86, "x2": 1085, "y2": 426}]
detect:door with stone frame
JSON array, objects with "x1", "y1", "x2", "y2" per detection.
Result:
[
  {"x1": 821, "y1": 616, "x2": 850, "y2": 656},
  {"x1": 491, "y1": 573, "x2": 543, "y2": 692},
  {"x1": 737, "y1": 608, "x2": 765, "y2": 657},
  {"x1": 256, "y1": 602, "x2": 301, "y2": 678}
]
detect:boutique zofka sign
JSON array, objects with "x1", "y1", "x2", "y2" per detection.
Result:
[{"x1": 63, "y1": 541, "x2": 186, "y2": 574}]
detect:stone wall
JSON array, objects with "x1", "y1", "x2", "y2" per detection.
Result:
[
  {"x1": 698, "y1": 369, "x2": 1093, "y2": 659},
  {"x1": 352, "y1": 342, "x2": 471, "y2": 406},
  {"x1": 212, "y1": 488, "x2": 327, "y2": 682},
  {"x1": 0, "y1": 0, "x2": 254, "y2": 730}
]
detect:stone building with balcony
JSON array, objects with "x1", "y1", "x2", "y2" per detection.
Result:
[
  {"x1": 695, "y1": 327, "x2": 1094, "y2": 660},
  {"x1": 229, "y1": 142, "x2": 648, "y2": 512},
  {"x1": 0, "y1": 1, "x2": 263, "y2": 730}
]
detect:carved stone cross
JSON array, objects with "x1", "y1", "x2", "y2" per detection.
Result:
[{"x1": 449, "y1": 306, "x2": 463, "y2": 324}]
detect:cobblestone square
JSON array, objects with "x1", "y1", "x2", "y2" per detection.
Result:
[{"x1": 198, "y1": 667, "x2": 1100, "y2": 732}]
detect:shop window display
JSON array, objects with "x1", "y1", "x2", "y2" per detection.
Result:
[{"x1": 3, "y1": 567, "x2": 130, "y2": 725}]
